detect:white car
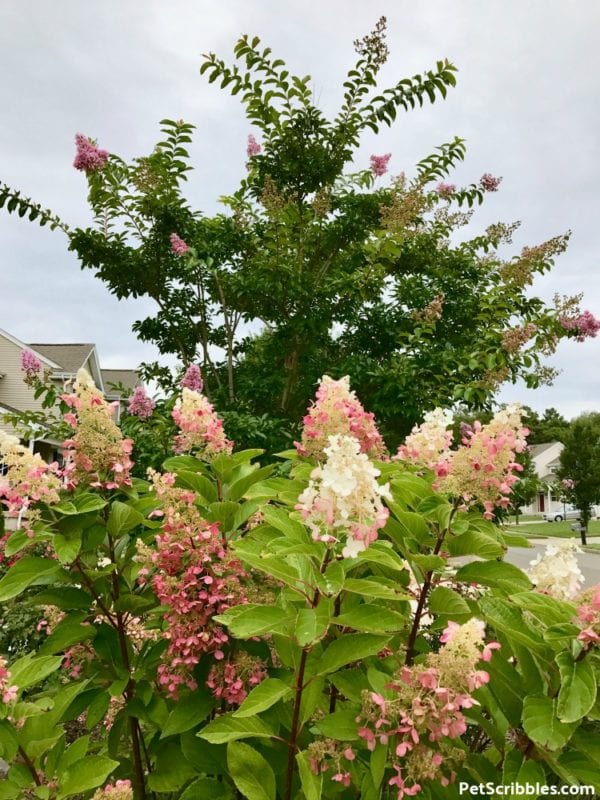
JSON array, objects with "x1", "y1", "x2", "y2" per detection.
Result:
[{"x1": 543, "y1": 507, "x2": 580, "y2": 523}]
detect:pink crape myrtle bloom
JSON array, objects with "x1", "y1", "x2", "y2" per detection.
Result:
[
  {"x1": 73, "y1": 133, "x2": 109, "y2": 172},
  {"x1": 370, "y1": 153, "x2": 392, "y2": 177},
  {"x1": 247, "y1": 134, "x2": 261, "y2": 157},
  {"x1": 435, "y1": 182, "x2": 456, "y2": 198},
  {"x1": 21, "y1": 349, "x2": 42, "y2": 379},
  {"x1": 479, "y1": 173, "x2": 502, "y2": 192},
  {"x1": 180, "y1": 363, "x2": 203, "y2": 392},
  {"x1": 296, "y1": 375, "x2": 386, "y2": 460},
  {"x1": 169, "y1": 232, "x2": 189, "y2": 255},
  {"x1": 559, "y1": 310, "x2": 600, "y2": 342},
  {"x1": 127, "y1": 386, "x2": 155, "y2": 419}
]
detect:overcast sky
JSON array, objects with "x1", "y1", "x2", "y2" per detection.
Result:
[{"x1": 0, "y1": 0, "x2": 598, "y2": 418}]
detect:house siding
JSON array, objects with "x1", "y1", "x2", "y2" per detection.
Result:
[{"x1": 0, "y1": 335, "x2": 46, "y2": 417}]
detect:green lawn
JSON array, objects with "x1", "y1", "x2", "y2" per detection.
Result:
[{"x1": 503, "y1": 519, "x2": 600, "y2": 538}]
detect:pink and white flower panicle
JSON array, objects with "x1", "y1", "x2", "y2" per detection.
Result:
[
  {"x1": 575, "y1": 585, "x2": 600, "y2": 648},
  {"x1": 395, "y1": 408, "x2": 454, "y2": 473},
  {"x1": 172, "y1": 387, "x2": 232, "y2": 458},
  {"x1": 61, "y1": 369, "x2": 133, "y2": 490},
  {"x1": 353, "y1": 619, "x2": 500, "y2": 798},
  {"x1": 0, "y1": 430, "x2": 61, "y2": 522},
  {"x1": 92, "y1": 781, "x2": 133, "y2": 800},
  {"x1": 296, "y1": 434, "x2": 391, "y2": 558},
  {"x1": 296, "y1": 375, "x2": 386, "y2": 460},
  {"x1": 0, "y1": 656, "x2": 18, "y2": 704}
]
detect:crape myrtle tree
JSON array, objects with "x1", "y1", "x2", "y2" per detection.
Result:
[
  {"x1": 557, "y1": 413, "x2": 600, "y2": 545},
  {"x1": 1, "y1": 19, "x2": 598, "y2": 452}
]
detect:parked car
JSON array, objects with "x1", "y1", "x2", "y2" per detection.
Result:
[{"x1": 543, "y1": 507, "x2": 580, "y2": 522}]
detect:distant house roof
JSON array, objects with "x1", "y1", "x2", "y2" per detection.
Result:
[
  {"x1": 101, "y1": 370, "x2": 140, "y2": 395},
  {"x1": 529, "y1": 442, "x2": 559, "y2": 458},
  {"x1": 29, "y1": 343, "x2": 95, "y2": 374}
]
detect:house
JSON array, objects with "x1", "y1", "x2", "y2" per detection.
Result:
[
  {"x1": 0, "y1": 328, "x2": 140, "y2": 453},
  {"x1": 520, "y1": 441, "x2": 564, "y2": 515}
]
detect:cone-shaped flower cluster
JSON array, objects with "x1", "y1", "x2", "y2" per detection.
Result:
[
  {"x1": 0, "y1": 656, "x2": 17, "y2": 704},
  {"x1": 61, "y1": 369, "x2": 134, "y2": 490},
  {"x1": 207, "y1": 651, "x2": 267, "y2": 706},
  {"x1": 136, "y1": 471, "x2": 246, "y2": 696},
  {"x1": 353, "y1": 619, "x2": 500, "y2": 798},
  {"x1": 296, "y1": 375, "x2": 386, "y2": 460},
  {"x1": 528, "y1": 540, "x2": 585, "y2": 600},
  {"x1": 92, "y1": 781, "x2": 133, "y2": 800},
  {"x1": 73, "y1": 133, "x2": 109, "y2": 173},
  {"x1": 172, "y1": 387, "x2": 232, "y2": 458},
  {"x1": 296, "y1": 434, "x2": 391, "y2": 558},
  {"x1": 0, "y1": 430, "x2": 61, "y2": 524},
  {"x1": 575, "y1": 585, "x2": 600, "y2": 647},
  {"x1": 395, "y1": 408, "x2": 454, "y2": 472},
  {"x1": 127, "y1": 386, "x2": 155, "y2": 419}
]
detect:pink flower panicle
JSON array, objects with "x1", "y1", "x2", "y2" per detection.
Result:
[
  {"x1": 435, "y1": 182, "x2": 456, "y2": 198},
  {"x1": 559, "y1": 310, "x2": 600, "y2": 342},
  {"x1": 73, "y1": 133, "x2": 109, "y2": 173},
  {"x1": 180, "y1": 363, "x2": 203, "y2": 392},
  {"x1": 395, "y1": 409, "x2": 453, "y2": 474},
  {"x1": 207, "y1": 652, "x2": 267, "y2": 706},
  {"x1": 61, "y1": 369, "x2": 134, "y2": 490},
  {"x1": 247, "y1": 134, "x2": 261, "y2": 157},
  {"x1": 92, "y1": 780, "x2": 133, "y2": 800},
  {"x1": 576, "y1": 585, "x2": 600, "y2": 648},
  {"x1": 479, "y1": 173, "x2": 502, "y2": 192},
  {"x1": 353, "y1": 619, "x2": 500, "y2": 798},
  {"x1": 370, "y1": 153, "x2": 392, "y2": 177},
  {"x1": 172, "y1": 387, "x2": 232, "y2": 458},
  {"x1": 0, "y1": 656, "x2": 18, "y2": 704},
  {"x1": 21, "y1": 349, "x2": 42, "y2": 380},
  {"x1": 137, "y1": 470, "x2": 247, "y2": 697},
  {"x1": 127, "y1": 386, "x2": 155, "y2": 419},
  {"x1": 0, "y1": 431, "x2": 61, "y2": 526},
  {"x1": 170, "y1": 232, "x2": 189, "y2": 255},
  {"x1": 437, "y1": 404, "x2": 529, "y2": 519},
  {"x1": 296, "y1": 375, "x2": 387, "y2": 460}
]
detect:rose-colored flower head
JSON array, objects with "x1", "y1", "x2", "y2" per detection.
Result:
[
  {"x1": 247, "y1": 134, "x2": 261, "y2": 157},
  {"x1": 560, "y1": 310, "x2": 600, "y2": 342},
  {"x1": 170, "y1": 232, "x2": 189, "y2": 255},
  {"x1": 127, "y1": 386, "x2": 155, "y2": 419},
  {"x1": 180, "y1": 363, "x2": 203, "y2": 392},
  {"x1": 435, "y1": 182, "x2": 456, "y2": 198},
  {"x1": 0, "y1": 430, "x2": 61, "y2": 524},
  {"x1": 479, "y1": 173, "x2": 502, "y2": 192},
  {"x1": 172, "y1": 387, "x2": 232, "y2": 458},
  {"x1": 61, "y1": 369, "x2": 134, "y2": 490},
  {"x1": 73, "y1": 133, "x2": 109, "y2": 173},
  {"x1": 0, "y1": 656, "x2": 18, "y2": 705},
  {"x1": 21, "y1": 349, "x2": 42, "y2": 380},
  {"x1": 296, "y1": 375, "x2": 386, "y2": 460},
  {"x1": 370, "y1": 153, "x2": 392, "y2": 177}
]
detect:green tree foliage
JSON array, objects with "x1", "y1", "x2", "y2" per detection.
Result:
[
  {"x1": 526, "y1": 407, "x2": 570, "y2": 444},
  {"x1": 0, "y1": 20, "x2": 584, "y2": 450},
  {"x1": 557, "y1": 413, "x2": 600, "y2": 543}
]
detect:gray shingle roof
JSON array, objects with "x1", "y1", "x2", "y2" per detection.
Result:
[
  {"x1": 101, "y1": 370, "x2": 140, "y2": 394},
  {"x1": 29, "y1": 343, "x2": 94, "y2": 374}
]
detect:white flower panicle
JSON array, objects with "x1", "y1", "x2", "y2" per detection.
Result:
[
  {"x1": 527, "y1": 540, "x2": 585, "y2": 600},
  {"x1": 295, "y1": 434, "x2": 391, "y2": 558}
]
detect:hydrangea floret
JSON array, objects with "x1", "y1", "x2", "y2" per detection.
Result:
[
  {"x1": 92, "y1": 781, "x2": 133, "y2": 800},
  {"x1": 0, "y1": 430, "x2": 61, "y2": 527},
  {"x1": 295, "y1": 375, "x2": 386, "y2": 460},
  {"x1": 136, "y1": 470, "x2": 245, "y2": 696},
  {"x1": 171, "y1": 387, "x2": 232, "y2": 457},
  {"x1": 527, "y1": 539, "x2": 585, "y2": 600},
  {"x1": 0, "y1": 656, "x2": 18, "y2": 704},
  {"x1": 395, "y1": 408, "x2": 454, "y2": 473},
  {"x1": 295, "y1": 434, "x2": 391, "y2": 558},
  {"x1": 437, "y1": 404, "x2": 529, "y2": 518},
  {"x1": 575, "y1": 585, "x2": 600, "y2": 647},
  {"x1": 61, "y1": 369, "x2": 134, "y2": 490}
]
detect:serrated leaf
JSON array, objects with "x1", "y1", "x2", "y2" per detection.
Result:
[
  {"x1": 522, "y1": 695, "x2": 576, "y2": 750},
  {"x1": 199, "y1": 714, "x2": 276, "y2": 744},
  {"x1": 227, "y1": 741, "x2": 276, "y2": 800},
  {"x1": 335, "y1": 604, "x2": 405, "y2": 633},
  {"x1": 317, "y1": 634, "x2": 390, "y2": 675},
  {"x1": 233, "y1": 678, "x2": 292, "y2": 718},
  {"x1": 556, "y1": 652, "x2": 597, "y2": 723},
  {"x1": 57, "y1": 756, "x2": 119, "y2": 798}
]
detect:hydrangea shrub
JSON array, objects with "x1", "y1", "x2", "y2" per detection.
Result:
[{"x1": 0, "y1": 372, "x2": 598, "y2": 799}]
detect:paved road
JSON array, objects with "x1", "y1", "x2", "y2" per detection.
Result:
[{"x1": 505, "y1": 541, "x2": 600, "y2": 586}]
